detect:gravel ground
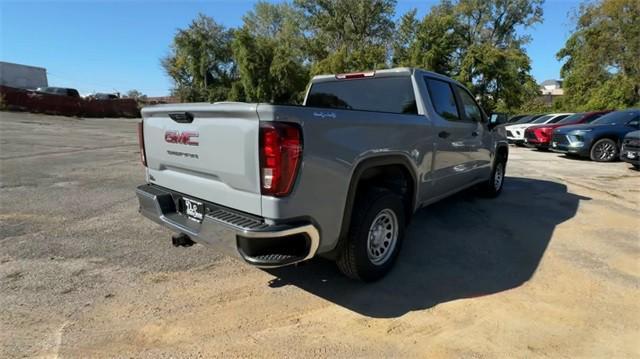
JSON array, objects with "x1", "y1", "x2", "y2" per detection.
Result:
[{"x1": 1, "y1": 111, "x2": 638, "y2": 358}]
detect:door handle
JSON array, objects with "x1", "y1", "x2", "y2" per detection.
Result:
[
  {"x1": 438, "y1": 131, "x2": 450, "y2": 139},
  {"x1": 471, "y1": 131, "x2": 479, "y2": 137}
]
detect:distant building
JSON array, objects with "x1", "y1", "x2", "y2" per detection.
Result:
[
  {"x1": 0, "y1": 61, "x2": 48, "y2": 89},
  {"x1": 539, "y1": 79, "x2": 564, "y2": 105},
  {"x1": 540, "y1": 79, "x2": 564, "y2": 96}
]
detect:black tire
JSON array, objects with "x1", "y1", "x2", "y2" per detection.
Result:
[
  {"x1": 589, "y1": 138, "x2": 618, "y2": 162},
  {"x1": 478, "y1": 155, "x2": 506, "y2": 198},
  {"x1": 336, "y1": 188, "x2": 406, "y2": 282}
]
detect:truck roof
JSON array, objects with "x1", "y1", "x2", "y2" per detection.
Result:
[{"x1": 310, "y1": 67, "x2": 462, "y2": 86}]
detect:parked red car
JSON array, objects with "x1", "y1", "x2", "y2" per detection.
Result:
[{"x1": 524, "y1": 110, "x2": 612, "y2": 150}]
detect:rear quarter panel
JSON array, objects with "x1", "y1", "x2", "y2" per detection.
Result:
[{"x1": 257, "y1": 104, "x2": 432, "y2": 253}]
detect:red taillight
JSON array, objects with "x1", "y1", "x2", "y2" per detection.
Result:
[
  {"x1": 137, "y1": 121, "x2": 147, "y2": 167},
  {"x1": 259, "y1": 122, "x2": 302, "y2": 197}
]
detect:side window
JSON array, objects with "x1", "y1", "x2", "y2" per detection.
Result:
[
  {"x1": 424, "y1": 77, "x2": 460, "y2": 121},
  {"x1": 456, "y1": 86, "x2": 483, "y2": 122}
]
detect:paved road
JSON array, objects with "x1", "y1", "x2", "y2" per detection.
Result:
[{"x1": 1, "y1": 111, "x2": 638, "y2": 357}]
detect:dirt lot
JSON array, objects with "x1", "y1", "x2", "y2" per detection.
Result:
[{"x1": 1, "y1": 111, "x2": 638, "y2": 358}]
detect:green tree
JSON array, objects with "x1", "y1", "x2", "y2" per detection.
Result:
[
  {"x1": 557, "y1": 0, "x2": 640, "y2": 110},
  {"x1": 232, "y1": 2, "x2": 309, "y2": 103},
  {"x1": 161, "y1": 14, "x2": 236, "y2": 102},
  {"x1": 125, "y1": 89, "x2": 147, "y2": 101},
  {"x1": 394, "y1": 0, "x2": 544, "y2": 112},
  {"x1": 391, "y1": 9, "x2": 418, "y2": 67},
  {"x1": 295, "y1": 0, "x2": 396, "y2": 74},
  {"x1": 392, "y1": 1, "x2": 462, "y2": 75}
]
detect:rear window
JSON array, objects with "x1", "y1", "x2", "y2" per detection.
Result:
[{"x1": 306, "y1": 77, "x2": 417, "y2": 115}]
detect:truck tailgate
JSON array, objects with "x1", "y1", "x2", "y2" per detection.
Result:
[{"x1": 141, "y1": 103, "x2": 262, "y2": 215}]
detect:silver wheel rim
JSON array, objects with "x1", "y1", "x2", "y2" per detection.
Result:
[
  {"x1": 367, "y1": 209, "x2": 398, "y2": 266},
  {"x1": 594, "y1": 142, "x2": 616, "y2": 161},
  {"x1": 494, "y1": 162, "x2": 504, "y2": 190}
]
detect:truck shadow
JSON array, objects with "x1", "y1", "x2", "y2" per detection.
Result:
[{"x1": 265, "y1": 177, "x2": 588, "y2": 318}]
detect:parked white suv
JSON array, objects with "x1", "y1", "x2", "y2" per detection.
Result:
[{"x1": 505, "y1": 113, "x2": 573, "y2": 145}]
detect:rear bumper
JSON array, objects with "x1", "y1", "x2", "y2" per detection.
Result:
[{"x1": 136, "y1": 184, "x2": 319, "y2": 268}]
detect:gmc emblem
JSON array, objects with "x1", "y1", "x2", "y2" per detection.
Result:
[{"x1": 165, "y1": 131, "x2": 199, "y2": 146}]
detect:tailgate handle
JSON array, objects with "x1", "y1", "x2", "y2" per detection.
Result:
[{"x1": 169, "y1": 112, "x2": 194, "y2": 123}]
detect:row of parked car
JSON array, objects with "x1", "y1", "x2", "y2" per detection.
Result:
[
  {"x1": 32, "y1": 86, "x2": 120, "y2": 100},
  {"x1": 499, "y1": 109, "x2": 640, "y2": 169}
]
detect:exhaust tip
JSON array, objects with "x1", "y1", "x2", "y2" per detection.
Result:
[{"x1": 172, "y1": 233, "x2": 195, "y2": 247}]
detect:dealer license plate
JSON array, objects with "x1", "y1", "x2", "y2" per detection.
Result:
[{"x1": 181, "y1": 197, "x2": 204, "y2": 222}]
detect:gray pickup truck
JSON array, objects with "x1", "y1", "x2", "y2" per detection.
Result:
[{"x1": 136, "y1": 67, "x2": 508, "y2": 281}]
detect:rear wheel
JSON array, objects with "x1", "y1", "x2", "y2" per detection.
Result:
[
  {"x1": 336, "y1": 188, "x2": 405, "y2": 281},
  {"x1": 590, "y1": 138, "x2": 618, "y2": 162}
]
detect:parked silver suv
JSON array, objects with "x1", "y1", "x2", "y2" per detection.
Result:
[{"x1": 136, "y1": 68, "x2": 509, "y2": 281}]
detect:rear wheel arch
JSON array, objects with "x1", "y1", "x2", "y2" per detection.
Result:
[{"x1": 336, "y1": 155, "x2": 417, "y2": 249}]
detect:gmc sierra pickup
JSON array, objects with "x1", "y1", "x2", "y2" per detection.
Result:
[{"x1": 136, "y1": 67, "x2": 509, "y2": 281}]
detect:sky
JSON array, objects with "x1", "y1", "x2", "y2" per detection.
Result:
[{"x1": 0, "y1": 0, "x2": 581, "y2": 97}]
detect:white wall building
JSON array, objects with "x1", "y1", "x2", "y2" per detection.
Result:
[
  {"x1": 0, "y1": 61, "x2": 48, "y2": 89},
  {"x1": 540, "y1": 79, "x2": 564, "y2": 96}
]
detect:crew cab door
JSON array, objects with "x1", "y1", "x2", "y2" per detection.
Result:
[
  {"x1": 452, "y1": 85, "x2": 493, "y2": 180},
  {"x1": 422, "y1": 76, "x2": 479, "y2": 197}
]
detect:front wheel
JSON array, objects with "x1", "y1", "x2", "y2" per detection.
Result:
[
  {"x1": 590, "y1": 138, "x2": 618, "y2": 162},
  {"x1": 336, "y1": 188, "x2": 406, "y2": 282},
  {"x1": 478, "y1": 157, "x2": 506, "y2": 198}
]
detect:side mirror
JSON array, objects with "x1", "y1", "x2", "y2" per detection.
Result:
[{"x1": 487, "y1": 113, "x2": 500, "y2": 130}]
